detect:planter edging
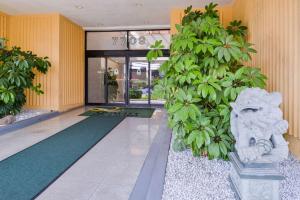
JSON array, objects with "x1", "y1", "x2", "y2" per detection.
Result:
[{"x1": 0, "y1": 111, "x2": 60, "y2": 136}]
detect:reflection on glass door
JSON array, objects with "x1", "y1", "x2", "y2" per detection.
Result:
[
  {"x1": 150, "y1": 57, "x2": 168, "y2": 104},
  {"x1": 129, "y1": 57, "x2": 149, "y2": 104},
  {"x1": 87, "y1": 56, "x2": 167, "y2": 105},
  {"x1": 107, "y1": 57, "x2": 126, "y2": 104},
  {"x1": 88, "y1": 57, "x2": 106, "y2": 103}
]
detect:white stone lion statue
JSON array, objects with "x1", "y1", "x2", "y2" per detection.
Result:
[{"x1": 230, "y1": 88, "x2": 289, "y2": 163}]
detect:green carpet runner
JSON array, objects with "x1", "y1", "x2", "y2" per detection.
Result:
[{"x1": 0, "y1": 115, "x2": 124, "y2": 200}]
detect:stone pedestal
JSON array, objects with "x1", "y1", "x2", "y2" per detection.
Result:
[{"x1": 229, "y1": 152, "x2": 284, "y2": 200}]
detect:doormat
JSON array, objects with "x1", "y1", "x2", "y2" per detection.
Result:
[{"x1": 80, "y1": 107, "x2": 155, "y2": 118}]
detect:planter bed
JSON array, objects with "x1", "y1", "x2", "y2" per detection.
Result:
[
  {"x1": 15, "y1": 109, "x2": 50, "y2": 122},
  {"x1": 0, "y1": 109, "x2": 50, "y2": 126},
  {"x1": 162, "y1": 140, "x2": 300, "y2": 200},
  {"x1": 0, "y1": 109, "x2": 59, "y2": 135}
]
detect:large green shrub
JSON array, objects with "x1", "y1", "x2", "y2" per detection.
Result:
[
  {"x1": 0, "y1": 38, "x2": 51, "y2": 118},
  {"x1": 147, "y1": 3, "x2": 267, "y2": 159}
]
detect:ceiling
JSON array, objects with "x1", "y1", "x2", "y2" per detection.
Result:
[{"x1": 0, "y1": 0, "x2": 233, "y2": 30}]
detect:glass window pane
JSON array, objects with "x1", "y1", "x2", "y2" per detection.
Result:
[
  {"x1": 88, "y1": 57, "x2": 106, "y2": 103},
  {"x1": 129, "y1": 30, "x2": 170, "y2": 50},
  {"x1": 129, "y1": 57, "x2": 149, "y2": 104},
  {"x1": 107, "y1": 57, "x2": 126, "y2": 104},
  {"x1": 87, "y1": 32, "x2": 128, "y2": 50},
  {"x1": 150, "y1": 57, "x2": 168, "y2": 105}
]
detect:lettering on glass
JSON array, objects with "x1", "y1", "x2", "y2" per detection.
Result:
[
  {"x1": 120, "y1": 36, "x2": 127, "y2": 47},
  {"x1": 111, "y1": 36, "x2": 147, "y2": 47},
  {"x1": 112, "y1": 37, "x2": 118, "y2": 46}
]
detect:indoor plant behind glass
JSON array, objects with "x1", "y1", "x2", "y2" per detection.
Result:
[{"x1": 106, "y1": 68, "x2": 119, "y2": 102}]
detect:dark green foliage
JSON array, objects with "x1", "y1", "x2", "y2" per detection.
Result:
[
  {"x1": 147, "y1": 3, "x2": 267, "y2": 159},
  {"x1": 129, "y1": 88, "x2": 142, "y2": 99},
  {"x1": 227, "y1": 20, "x2": 248, "y2": 38},
  {"x1": 181, "y1": 6, "x2": 203, "y2": 26},
  {"x1": 0, "y1": 38, "x2": 51, "y2": 118},
  {"x1": 146, "y1": 40, "x2": 164, "y2": 62}
]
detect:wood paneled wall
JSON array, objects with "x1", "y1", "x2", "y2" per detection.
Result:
[
  {"x1": 0, "y1": 11, "x2": 8, "y2": 38},
  {"x1": 232, "y1": 0, "x2": 300, "y2": 157},
  {"x1": 59, "y1": 15, "x2": 84, "y2": 111},
  {"x1": 8, "y1": 14, "x2": 60, "y2": 110},
  {"x1": 7, "y1": 13, "x2": 84, "y2": 111},
  {"x1": 170, "y1": 5, "x2": 233, "y2": 34}
]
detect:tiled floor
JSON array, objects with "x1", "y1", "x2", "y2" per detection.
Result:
[{"x1": 0, "y1": 107, "x2": 165, "y2": 200}]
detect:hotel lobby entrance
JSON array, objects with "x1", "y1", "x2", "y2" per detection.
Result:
[{"x1": 85, "y1": 30, "x2": 170, "y2": 106}]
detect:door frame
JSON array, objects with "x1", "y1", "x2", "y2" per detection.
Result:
[
  {"x1": 85, "y1": 29, "x2": 170, "y2": 107},
  {"x1": 85, "y1": 50, "x2": 169, "y2": 107}
]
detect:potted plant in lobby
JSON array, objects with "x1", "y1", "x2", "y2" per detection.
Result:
[
  {"x1": 147, "y1": 3, "x2": 267, "y2": 159},
  {"x1": 106, "y1": 67, "x2": 119, "y2": 102},
  {"x1": 0, "y1": 38, "x2": 51, "y2": 125}
]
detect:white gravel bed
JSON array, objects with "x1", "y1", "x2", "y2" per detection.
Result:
[
  {"x1": 15, "y1": 109, "x2": 50, "y2": 122},
  {"x1": 162, "y1": 147, "x2": 300, "y2": 200}
]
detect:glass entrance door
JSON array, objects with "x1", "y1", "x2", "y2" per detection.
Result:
[
  {"x1": 87, "y1": 57, "x2": 126, "y2": 105},
  {"x1": 87, "y1": 55, "x2": 167, "y2": 106},
  {"x1": 128, "y1": 56, "x2": 167, "y2": 105},
  {"x1": 85, "y1": 29, "x2": 170, "y2": 106},
  {"x1": 129, "y1": 57, "x2": 149, "y2": 104},
  {"x1": 106, "y1": 57, "x2": 126, "y2": 104},
  {"x1": 87, "y1": 57, "x2": 106, "y2": 104}
]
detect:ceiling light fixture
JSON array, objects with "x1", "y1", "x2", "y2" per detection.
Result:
[
  {"x1": 75, "y1": 5, "x2": 84, "y2": 9},
  {"x1": 135, "y1": 3, "x2": 143, "y2": 7}
]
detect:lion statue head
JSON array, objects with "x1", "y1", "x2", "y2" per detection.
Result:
[{"x1": 230, "y1": 88, "x2": 288, "y2": 163}]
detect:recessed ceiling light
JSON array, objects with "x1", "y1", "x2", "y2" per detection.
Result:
[
  {"x1": 75, "y1": 5, "x2": 84, "y2": 9},
  {"x1": 135, "y1": 3, "x2": 143, "y2": 7}
]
